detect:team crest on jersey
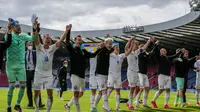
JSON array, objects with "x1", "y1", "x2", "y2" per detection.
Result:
[
  {"x1": 74, "y1": 86, "x2": 78, "y2": 90},
  {"x1": 20, "y1": 35, "x2": 24, "y2": 39}
]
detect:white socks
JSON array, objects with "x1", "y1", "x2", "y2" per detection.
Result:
[
  {"x1": 46, "y1": 96, "x2": 53, "y2": 112},
  {"x1": 153, "y1": 91, "x2": 160, "y2": 101},
  {"x1": 90, "y1": 94, "x2": 95, "y2": 107},
  {"x1": 143, "y1": 91, "x2": 148, "y2": 105},
  {"x1": 34, "y1": 95, "x2": 39, "y2": 112},
  {"x1": 116, "y1": 95, "x2": 120, "y2": 108},
  {"x1": 93, "y1": 94, "x2": 102, "y2": 108},
  {"x1": 196, "y1": 91, "x2": 199, "y2": 103},
  {"x1": 165, "y1": 92, "x2": 170, "y2": 105},
  {"x1": 73, "y1": 97, "x2": 80, "y2": 112},
  {"x1": 68, "y1": 97, "x2": 74, "y2": 107},
  {"x1": 102, "y1": 94, "x2": 110, "y2": 110},
  {"x1": 128, "y1": 93, "x2": 133, "y2": 106},
  {"x1": 136, "y1": 90, "x2": 142, "y2": 105},
  {"x1": 128, "y1": 92, "x2": 137, "y2": 106}
]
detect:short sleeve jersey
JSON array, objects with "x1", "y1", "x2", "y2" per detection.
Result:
[
  {"x1": 109, "y1": 53, "x2": 126, "y2": 77},
  {"x1": 89, "y1": 57, "x2": 97, "y2": 75},
  {"x1": 5, "y1": 33, "x2": 34, "y2": 67},
  {"x1": 35, "y1": 44, "x2": 59, "y2": 77},
  {"x1": 127, "y1": 50, "x2": 140, "y2": 72}
]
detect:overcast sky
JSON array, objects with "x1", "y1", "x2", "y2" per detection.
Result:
[{"x1": 0, "y1": 0, "x2": 190, "y2": 31}]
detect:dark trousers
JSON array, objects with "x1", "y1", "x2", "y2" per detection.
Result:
[
  {"x1": 183, "y1": 76, "x2": 188, "y2": 103},
  {"x1": 26, "y1": 70, "x2": 42, "y2": 105}
]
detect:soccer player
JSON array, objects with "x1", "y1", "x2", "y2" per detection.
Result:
[
  {"x1": 91, "y1": 38, "x2": 114, "y2": 112},
  {"x1": 33, "y1": 23, "x2": 71, "y2": 112},
  {"x1": 5, "y1": 19, "x2": 38, "y2": 112},
  {"x1": 182, "y1": 50, "x2": 198, "y2": 105},
  {"x1": 136, "y1": 38, "x2": 155, "y2": 108},
  {"x1": 89, "y1": 51, "x2": 103, "y2": 108},
  {"x1": 151, "y1": 40, "x2": 182, "y2": 108},
  {"x1": 173, "y1": 49, "x2": 187, "y2": 107},
  {"x1": 194, "y1": 56, "x2": 200, "y2": 106},
  {"x1": 0, "y1": 22, "x2": 12, "y2": 71},
  {"x1": 107, "y1": 38, "x2": 134, "y2": 110},
  {"x1": 58, "y1": 60, "x2": 68, "y2": 100},
  {"x1": 126, "y1": 37, "x2": 152, "y2": 110},
  {"x1": 64, "y1": 25, "x2": 103, "y2": 112}
]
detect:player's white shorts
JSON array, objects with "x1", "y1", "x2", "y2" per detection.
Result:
[
  {"x1": 96, "y1": 74, "x2": 108, "y2": 91},
  {"x1": 196, "y1": 72, "x2": 200, "y2": 89},
  {"x1": 158, "y1": 74, "x2": 171, "y2": 89},
  {"x1": 138, "y1": 73, "x2": 149, "y2": 88},
  {"x1": 127, "y1": 70, "x2": 140, "y2": 87},
  {"x1": 34, "y1": 73, "x2": 53, "y2": 90},
  {"x1": 71, "y1": 74, "x2": 85, "y2": 92},
  {"x1": 89, "y1": 74, "x2": 98, "y2": 89},
  {"x1": 107, "y1": 75, "x2": 121, "y2": 89}
]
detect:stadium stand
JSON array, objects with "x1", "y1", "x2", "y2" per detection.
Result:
[{"x1": 0, "y1": 5, "x2": 200, "y2": 89}]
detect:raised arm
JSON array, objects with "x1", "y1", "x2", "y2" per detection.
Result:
[
  {"x1": 125, "y1": 38, "x2": 134, "y2": 56},
  {"x1": 167, "y1": 49, "x2": 182, "y2": 61},
  {"x1": 84, "y1": 42, "x2": 104, "y2": 58},
  {"x1": 55, "y1": 24, "x2": 71, "y2": 48},
  {"x1": 64, "y1": 25, "x2": 74, "y2": 53},
  {"x1": 142, "y1": 37, "x2": 154, "y2": 50},
  {"x1": 4, "y1": 23, "x2": 12, "y2": 49},
  {"x1": 153, "y1": 40, "x2": 161, "y2": 60}
]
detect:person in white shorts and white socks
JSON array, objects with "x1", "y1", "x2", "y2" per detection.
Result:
[
  {"x1": 194, "y1": 56, "x2": 200, "y2": 106},
  {"x1": 89, "y1": 51, "x2": 102, "y2": 108},
  {"x1": 90, "y1": 37, "x2": 114, "y2": 112},
  {"x1": 135, "y1": 37, "x2": 154, "y2": 108},
  {"x1": 126, "y1": 37, "x2": 152, "y2": 110},
  {"x1": 34, "y1": 24, "x2": 70, "y2": 112},
  {"x1": 107, "y1": 38, "x2": 134, "y2": 110},
  {"x1": 64, "y1": 25, "x2": 103, "y2": 112},
  {"x1": 151, "y1": 40, "x2": 182, "y2": 108}
]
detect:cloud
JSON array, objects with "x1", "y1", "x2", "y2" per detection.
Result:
[{"x1": 0, "y1": 0, "x2": 190, "y2": 31}]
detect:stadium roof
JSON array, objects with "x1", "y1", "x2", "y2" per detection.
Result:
[{"x1": 0, "y1": 10, "x2": 200, "y2": 55}]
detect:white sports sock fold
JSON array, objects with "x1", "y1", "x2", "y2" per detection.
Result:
[
  {"x1": 143, "y1": 91, "x2": 148, "y2": 105},
  {"x1": 73, "y1": 97, "x2": 80, "y2": 112},
  {"x1": 153, "y1": 91, "x2": 160, "y2": 102},
  {"x1": 116, "y1": 95, "x2": 120, "y2": 108},
  {"x1": 165, "y1": 93, "x2": 170, "y2": 105},
  {"x1": 93, "y1": 94, "x2": 102, "y2": 108}
]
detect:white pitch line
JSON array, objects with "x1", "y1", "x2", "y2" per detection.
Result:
[{"x1": 0, "y1": 108, "x2": 89, "y2": 112}]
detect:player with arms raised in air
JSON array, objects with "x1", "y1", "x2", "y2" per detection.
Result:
[
  {"x1": 151, "y1": 40, "x2": 182, "y2": 108},
  {"x1": 126, "y1": 37, "x2": 152, "y2": 110},
  {"x1": 64, "y1": 25, "x2": 103, "y2": 112},
  {"x1": 107, "y1": 38, "x2": 134, "y2": 110},
  {"x1": 33, "y1": 21, "x2": 71, "y2": 112},
  {"x1": 5, "y1": 18, "x2": 38, "y2": 112}
]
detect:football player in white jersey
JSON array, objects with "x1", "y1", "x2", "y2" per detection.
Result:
[
  {"x1": 89, "y1": 49, "x2": 102, "y2": 108},
  {"x1": 107, "y1": 38, "x2": 134, "y2": 110},
  {"x1": 126, "y1": 37, "x2": 152, "y2": 110}
]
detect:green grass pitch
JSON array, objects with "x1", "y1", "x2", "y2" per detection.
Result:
[{"x1": 0, "y1": 88, "x2": 200, "y2": 112}]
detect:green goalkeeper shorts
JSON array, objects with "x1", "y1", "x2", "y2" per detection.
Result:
[{"x1": 176, "y1": 77, "x2": 184, "y2": 90}]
